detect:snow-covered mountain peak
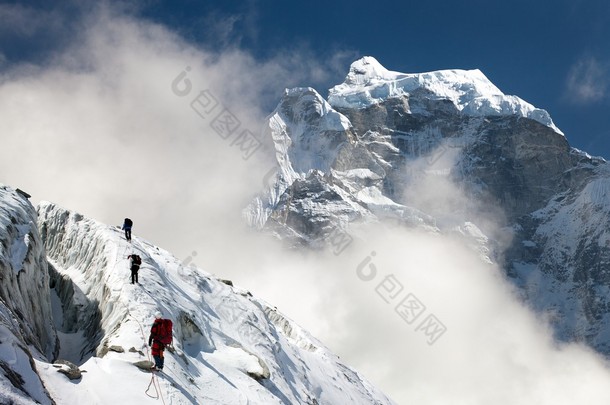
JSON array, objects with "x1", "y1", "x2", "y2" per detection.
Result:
[
  {"x1": 329, "y1": 56, "x2": 562, "y2": 134},
  {"x1": 248, "y1": 56, "x2": 610, "y2": 366},
  {"x1": 269, "y1": 87, "x2": 353, "y2": 184},
  {"x1": 341, "y1": 55, "x2": 397, "y2": 86}
]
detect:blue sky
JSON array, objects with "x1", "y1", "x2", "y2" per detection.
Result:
[
  {"x1": 156, "y1": 0, "x2": 610, "y2": 157},
  {"x1": 131, "y1": 0, "x2": 610, "y2": 159},
  {"x1": 2, "y1": 0, "x2": 609, "y2": 157}
]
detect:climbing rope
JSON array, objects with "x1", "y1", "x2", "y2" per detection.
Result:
[
  {"x1": 113, "y1": 236, "x2": 201, "y2": 403},
  {"x1": 134, "y1": 309, "x2": 207, "y2": 402},
  {"x1": 98, "y1": 233, "x2": 167, "y2": 402},
  {"x1": 107, "y1": 238, "x2": 131, "y2": 282},
  {"x1": 130, "y1": 309, "x2": 212, "y2": 404},
  {"x1": 125, "y1": 308, "x2": 167, "y2": 404},
  {"x1": 145, "y1": 372, "x2": 166, "y2": 403},
  {"x1": 145, "y1": 375, "x2": 159, "y2": 399}
]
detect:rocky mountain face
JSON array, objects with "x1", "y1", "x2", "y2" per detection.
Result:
[{"x1": 246, "y1": 56, "x2": 610, "y2": 355}]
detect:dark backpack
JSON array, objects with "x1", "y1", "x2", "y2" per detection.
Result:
[
  {"x1": 132, "y1": 255, "x2": 142, "y2": 266},
  {"x1": 155, "y1": 319, "x2": 173, "y2": 345},
  {"x1": 124, "y1": 218, "x2": 133, "y2": 227}
]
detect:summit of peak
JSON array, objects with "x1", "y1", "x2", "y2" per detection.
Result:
[
  {"x1": 329, "y1": 57, "x2": 561, "y2": 134},
  {"x1": 343, "y1": 56, "x2": 399, "y2": 86}
]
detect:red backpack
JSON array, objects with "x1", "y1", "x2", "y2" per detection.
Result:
[{"x1": 154, "y1": 319, "x2": 173, "y2": 345}]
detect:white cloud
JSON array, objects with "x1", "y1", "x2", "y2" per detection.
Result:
[
  {"x1": 565, "y1": 56, "x2": 609, "y2": 104},
  {"x1": 2, "y1": 4, "x2": 610, "y2": 404},
  {"x1": 228, "y1": 153, "x2": 610, "y2": 403},
  {"x1": 231, "y1": 223, "x2": 610, "y2": 404},
  {"x1": 0, "y1": 4, "x2": 349, "y2": 244}
]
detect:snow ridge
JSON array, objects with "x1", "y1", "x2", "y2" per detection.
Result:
[
  {"x1": 328, "y1": 56, "x2": 561, "y2": 134},
  {"x1": 35, "y1": 201, "x2": 396, "y2": 405}
]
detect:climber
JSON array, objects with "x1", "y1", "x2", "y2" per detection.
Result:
[
  {"x1": 122, "y1": 218, "x2": 133, "y2": 241},
  {"x1": 149, "y1": 312, "x2": 173, "y2": 371},
  {"x1": 127, "y1": 253, "x2": 141, "y2": 284}
]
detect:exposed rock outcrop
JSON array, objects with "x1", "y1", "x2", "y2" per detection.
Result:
[{"x1": 246, "y1": 56, "x2": 610, "y2": 356}]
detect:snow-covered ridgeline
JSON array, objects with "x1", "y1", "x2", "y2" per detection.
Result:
[
  {"x1": 270, "y1": 87, "x2": 353, "y2": 183},
  {"x1": 247, "y1": 57, "x2": 568, "y2": 244},
  {"x1": 246, "y1": 87, "x2": 358, "y2": 229},
  {"x1": 0, "y1": 185, "x2": 56, "y2": 405},
  {"x1": 245, "y1": 82, "x2": 449, "y2": 244},
  {"x1": 328, "y1": 56, "x2": 562, "y2": 134},
  {"x1": 36, "y1": 202, "x2": 396, "y2": 404},
  {"x1": 37, "y1": 201, "x2": 137, "y2": 362}
]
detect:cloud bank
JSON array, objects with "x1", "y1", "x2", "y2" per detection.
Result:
[
  {"x1": 1, "y1": 4, "x2": 610, "y2": 404},
  {"x1": 232, "y1": 158, "x2": 610, "y2": 403}
]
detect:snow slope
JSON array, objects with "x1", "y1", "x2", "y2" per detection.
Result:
[{"x1": 35, "y1": 202, "x2": 396, "y2": 404}]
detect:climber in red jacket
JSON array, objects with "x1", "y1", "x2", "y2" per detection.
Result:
[{"x1": 148, "y1": 312, "x2": 172, "y2": 371}]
